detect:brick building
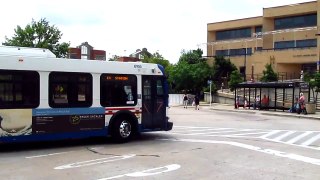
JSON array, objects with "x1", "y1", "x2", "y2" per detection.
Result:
[{"x1": 68, "y1": 42, "x2": 106, "y2": 60}]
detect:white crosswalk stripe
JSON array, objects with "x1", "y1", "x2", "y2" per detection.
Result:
[
  {"x1": 168, "y1": 126, "x2": 320, "y2": 150},
  {"x1": 273, "y1": 131, "x2": 296, "y2": 141},
  {"x1": 286, "y1": 131, "x2": 313, "y2": 144},
  {"x1": 301, "y1": 133, "x2": 320, "y2": 146}
]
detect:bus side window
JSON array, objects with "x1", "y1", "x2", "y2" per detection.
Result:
[
  {"x1": 0, "y1": 70, "x2": 39, "y2": 109},
  {"x1": 100, "y1": 74, "x2": 137, "y2": 107},
  {"x1": 49, "y1": 72, "x2": 92, "y2": 108},
  {"x1": 53, "y1": 84, "x2": 68, "y2": 104},
  {"x1": 156, "y1": 79, "x2": 164, "y2": 96}
]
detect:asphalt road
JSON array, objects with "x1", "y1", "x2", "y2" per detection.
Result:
[{"x1": 1, "y1": 106, "x2": 320, "y2": 180}]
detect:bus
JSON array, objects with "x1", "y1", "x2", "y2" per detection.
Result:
[{"x1": 0, "y1": 46, "x2": 172, "y2": 143}]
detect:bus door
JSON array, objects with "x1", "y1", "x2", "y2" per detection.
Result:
[{"x1": 142, "y1": 76, "x2": 166, "y2": 129}]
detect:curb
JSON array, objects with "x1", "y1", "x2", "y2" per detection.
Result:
[{"x1": 210, "y1": 108, "x2": 320, "y2": 120}]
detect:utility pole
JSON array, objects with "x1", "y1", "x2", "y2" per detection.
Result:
[{"x1": 208, "y1": 80, "x2": 212, "y2": 106}]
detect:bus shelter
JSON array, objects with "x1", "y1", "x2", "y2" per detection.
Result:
[{"x1": 234, "y1": 81, "x2": 310, "y2": 111}]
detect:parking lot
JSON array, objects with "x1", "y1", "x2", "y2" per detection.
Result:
[{"x1": 1, "y1": 106, "x2": 320, "y2": 180}]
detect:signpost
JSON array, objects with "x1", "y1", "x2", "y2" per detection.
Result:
[{"x1": 208, "y1": 80, "x2": 212, "y2": 106}]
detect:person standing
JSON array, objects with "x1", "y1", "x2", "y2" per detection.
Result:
[
  {"x1": 183, "y1": 94, "x2": 188, "y2": 109},
  {"x1": 298, "y1": 93, "x2": 307, "y2": 115},
  {"x1": 194, "y1": 95, "x2": 200, "y2": 110},
  {"x1": 235, "y1": 96, "x2": 240, "y2": 109},
  {"x1": 243, "y1": 97, "x2": 248, "y2": 110}
]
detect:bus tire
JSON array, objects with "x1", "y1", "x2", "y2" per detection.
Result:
[{"x1": 111, "y1": 117, "x2": 133, "y2": 143}]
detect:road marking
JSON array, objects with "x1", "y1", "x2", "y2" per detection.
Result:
[
  {"x1": 221, "y1": 132, "x2": 268, "y2": 137},
  {"x1": 178, "y1": 129, "x2": 256, "y2": 136},
  {"x1": 174, "y1": 126, "x2": 236, "y2": 130},
  {"x1": 260, "y1": 130, "x2": 281, "y2": 138},
  {"x1": 273, "y1": 131, "x2": 296, "y2": 141},
  {"x1": 301, "y1": 133, "x2": 320, "y2": 146},
  {"x1": 54, "y1": 154, "x2": 136, "y2": 170},
  {"x1": 26, "y1": 151, "x2": 73, "y2": 159},
  {"x1": 160, "y1": 138, "x2": 320, "y2": 166},
  {"x1": 173, "y1": 128, "x2": 235, "y2": 133},
  {"x1": 98, "y1": 164, "x2": 181, "y2": 180},
  {"x1": 286, "y1": 131, "x2": 313, "y2": 144}
]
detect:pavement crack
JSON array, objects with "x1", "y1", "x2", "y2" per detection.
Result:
[{"x1": 86, "y1": 147, "x2": 160, "y2": 157}]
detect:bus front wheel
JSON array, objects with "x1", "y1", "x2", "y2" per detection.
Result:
[{"x1": 111, "y1": 118, "x2": 133, "y2": 143}]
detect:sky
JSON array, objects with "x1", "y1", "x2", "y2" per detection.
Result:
[{"x1": 0, "y1": 0, "x2": 315, "y2": 63}]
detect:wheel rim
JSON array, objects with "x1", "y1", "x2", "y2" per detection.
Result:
[{"x1": 119, "y1": 120, "x2": 131, "y2": 138}]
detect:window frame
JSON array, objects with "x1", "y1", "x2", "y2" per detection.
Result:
[
  {"x1": 100, "y1": 74, "x2": 137, "y2": 107},
  {"x1": 48, "y1": 72, "x2": 93, "y2": 108},
  {"x1": 0, "y1": 70, "x2": 40, "y2": 109}
]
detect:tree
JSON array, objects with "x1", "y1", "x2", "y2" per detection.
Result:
[
  {"x1": 108, "y1": 55, "x2": 120, "y2": 61},
  {"x1": 167, "y1": 49, "x2": 212, "y2": 93},
  {"x1": 179, "y1": 48, "x2": 205, "y2": 64},
  {"x1": 304, "y1": 72, "x2": 320, "y2": 104},
  {"x1": 3, "y1": 18, "x2": 70, "y2": 58},
  {"x1": 142, "y1": 51, "x2": 170, "y2": 69},
  {"x1": 228, "y1": 70, "x2": 243, "y2": 92},
  {"x1": 260, "y1": 63, "x2": 278, "y2": 82},
  {"x1": 212, "y1": 56, "x2": 237, "y2": 88}
]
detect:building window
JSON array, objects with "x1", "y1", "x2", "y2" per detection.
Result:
[
  {"x1": 296, "y1": 39, "x2": 317, "y2": 48},
  {"x1": 100, "y1": 74, "x2": 137, "y2": 107},
  {"x1": 81, "y1": 46, "x2": 88, "y2": 55},
  {"x1": 274, "y1": 14, "x2": 317, "y2": 30},
  {"x1": 216, "y1": 28, "x2": 251, "y2": 41},
  {"x1": 256, "y1": 47, "x2": 263, "y2": 51},
  {"x1": 0, "y1": 70, "x2": 39, "y2": 109},
  {"x1": 69, "y1": 53, "x2": 78, "y2": 59},
  {"x1": 255, "y1": 26, "x2": 262, "y2": 33},
  {"x1": 274, "y1": 41, "x2": 295, "y2": 49},
  {"x1": 275, "y1": 39, "x2": 317, "y2": 49},
  {"x1": 216, "y1": 48, "x2": 252, "y2": 56},
  {"x1": 216, "y1": 50, "x2": 228, "y2": 56},
  {"x1": 49, "y1": 72, "x2": 92, "y2": 108},
  {"x1": 95, "y1": 55, "x2": 105, "y2": 60}
]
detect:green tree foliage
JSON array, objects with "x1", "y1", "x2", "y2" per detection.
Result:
[
  {"x1": 179, "y1": 49, "x2": 205, "y2": 64},
  {"x1": 228, "y1": 70, "x2": 243, "y2": 92},
  {"x1": 167, "y1": 49, "x2": 212, "y2": 93},
  {"x1": 212, "y1": 56, "x2": 237, "y2": 87},
  {"x1": 260, "y1": 63, "x2": 278, "y2": 82},
  {"x1": 3, "y1": 18, "x2": 70, "y2": 58},
  {"x1": 168, "y1": 61, "x2": 212, "y2": 93},
  {"x1": 142, "y1": 52, "x2": 170, "y2": 69},
  {"x1": 304, "y1": 72, "x2": 320, "y2": 103},
  {"x1": 108, "y1": 55, "x2": 120, "y2": 61}
]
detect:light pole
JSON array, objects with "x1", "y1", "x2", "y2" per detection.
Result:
[
  {"x1": 251, "y1": 64, "x2": 254, "y2": 82},
  {"x1": 243, "y1": 47, "x2": 247, "y2": 81},
  {"x1": 208, "y1": 80, "x2": 212, "y2": 106}
]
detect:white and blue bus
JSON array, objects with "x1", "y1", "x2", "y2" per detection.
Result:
[{"x1": 0, "y1": 46, "x2": 172, "y2": 143}]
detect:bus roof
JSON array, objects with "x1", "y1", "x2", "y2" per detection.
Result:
[
  {"x1": 0, "y1": 46, "x2": 56, "y2": 58},
  {"x1": 0, "y1": 47, "x2": 164, "y2": 76}
]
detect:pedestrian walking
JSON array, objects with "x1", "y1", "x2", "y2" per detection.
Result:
[
  {"x1": 194, "y1": 95, "x2": 200, "y2": 110},
  {"x1": 183, "y1": 94, "x2": 188, "y2": 109},
  {"x1": 298, "y1": 93, "x2": 307, "y2": 115}
]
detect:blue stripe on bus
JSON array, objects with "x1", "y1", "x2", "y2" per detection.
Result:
[
  {"x1": 0, "y1": 128, "x2": 109, "y2": 143},
  {"x1": 32, "y1": 107, "x2": 105, "y2": 116}
]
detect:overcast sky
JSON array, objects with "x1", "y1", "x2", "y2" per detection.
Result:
[{"x1": 0, "y1": 0, "x2": 315, "y2": 63}]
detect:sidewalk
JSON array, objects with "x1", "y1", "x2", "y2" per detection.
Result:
[{"x1": 199, "y1": 102, "x2": 320, "y2": 121}]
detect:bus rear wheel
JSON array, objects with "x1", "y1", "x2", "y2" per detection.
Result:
[{"x1": 111, "y1": 118, "x2": 133, "y2": 143}]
